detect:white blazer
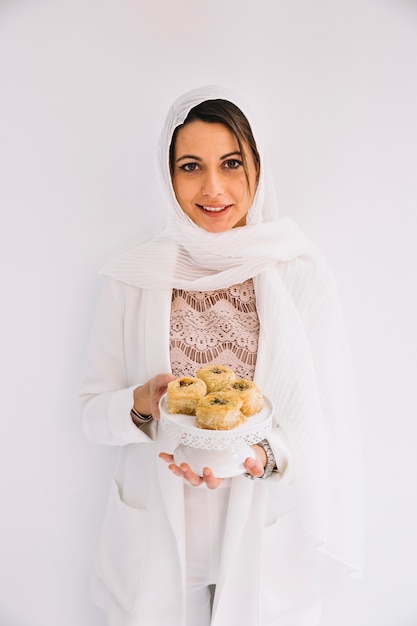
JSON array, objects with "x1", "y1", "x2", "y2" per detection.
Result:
[{"x1": 81, "y1": 277, "x2": 321, "y2": 626}]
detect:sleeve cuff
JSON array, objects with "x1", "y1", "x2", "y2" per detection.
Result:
[
  {"x1": 108, "y1": 385, "x2": 154, "y2": 444},
  {"x1": 265, "y1": 426, "x2": 295, "y2": 485}
]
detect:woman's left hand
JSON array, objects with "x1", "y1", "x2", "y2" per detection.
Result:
[
  {"x1": 159, "y1": 453, "x2": 224, "y2": 489},
  {"x1": 159, "y1": 444, "x2": 266, "y2": 488},
  {"x1": 243, "y1": 443, "x2": 267, "y2": 478}
]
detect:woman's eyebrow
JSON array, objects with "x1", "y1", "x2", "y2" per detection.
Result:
[
  {"x1": 176, "y1": 154, "x2": 202, "y2": 163},
  {"x1": 176, "y1": 151, "x2": 242, "y2": 163},
  {"x1": 220, "y1": 151, "x2": 242, "y2": 160}
]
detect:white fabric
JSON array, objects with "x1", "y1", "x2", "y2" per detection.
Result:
[
  {"x1": 184, "y1": 483, "x2": 228, "y2": 587},
  {"x1": 81, "y1": 279, "x2": 304, "y2": 626},
  {"x1": 98, "y1": 85, "x2": 363, "y2": 573},
  {"x1": 184, "y1": 482, "x2": 229, "y2": 626},
  {"x1": 185, "y1": 584, "x2": 211, "y2": 626}
]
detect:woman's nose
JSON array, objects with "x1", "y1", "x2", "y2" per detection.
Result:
[{"x1": 201, "y1": 169, "x2": 224, "y2": 197}]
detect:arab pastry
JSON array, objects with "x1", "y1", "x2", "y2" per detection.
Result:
[
  {"x1": 166, "y1": 376, "x2": 207, "y2": 415},
  {"x1": 196, "y1": 365, "x2": 235, "y2": 393},
  {"x1": 195, "y1": 391, "x2": 243, "y2": 430},
  {"x1": 225, "y1": 379, "x2": 264, "y2": 417}
]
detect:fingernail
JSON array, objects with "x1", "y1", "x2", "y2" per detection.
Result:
[
  {"x1": 247, "y1": 459, "x2": 254, "y2": 468},
  {"x1": 203, "y1": 468, "x2": 210, "y2": 477}
]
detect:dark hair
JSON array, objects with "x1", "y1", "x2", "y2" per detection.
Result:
[{"x1": 169, "y1": 99, "x2": 260, "y2": 190}]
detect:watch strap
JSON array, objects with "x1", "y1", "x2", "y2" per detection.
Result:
[{"x1": 130, "y1": 407, "x2": 153, "y2": 422}]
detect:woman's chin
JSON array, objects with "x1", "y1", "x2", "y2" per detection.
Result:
[{"x1": 193, "y1": 210, "x2": 248, "y2": 233}]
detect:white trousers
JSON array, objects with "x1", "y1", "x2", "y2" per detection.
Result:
[{"x1": 184, "y1": 481, "x2": 231, "y2": 626}]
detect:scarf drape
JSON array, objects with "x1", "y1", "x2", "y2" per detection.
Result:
[{"x1": 101, "y1": 85, "x2": 363, "y2": 574}]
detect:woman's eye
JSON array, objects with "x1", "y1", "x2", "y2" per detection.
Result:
[
  {"x1": 179, "y1": 162, "x2": 199, "y2": 172},
  {"x1": 223, "y1": 159, "x2": 243, "y2": 170}
]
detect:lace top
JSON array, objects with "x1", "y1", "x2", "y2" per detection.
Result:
[{"x1": 170, "y1": 279, "x2": 260, "y2": 380}]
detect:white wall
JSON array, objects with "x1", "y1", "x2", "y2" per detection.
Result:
[{"x1": 0, "y1": 0, "x2": 416, "y2": 624}]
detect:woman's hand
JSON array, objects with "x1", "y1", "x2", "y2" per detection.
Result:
[
  {"x1": 243, "y1": 444, "x2": 267, "y2": 478},
  {"x1": 159, "y1": 443, "x2": 267, "y2": 487},
  {"x1": 159, "y1": 454, "x2": 224, "y2": 489},
  {"x1": 133, "y1": 373, "x2": 176, "y2": 420}
]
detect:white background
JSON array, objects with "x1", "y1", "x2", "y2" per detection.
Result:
[{"x1": 0, "y1": 0, "x2": 416, "y2": 624}]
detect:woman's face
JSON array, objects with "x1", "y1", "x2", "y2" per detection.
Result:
[{"x1": 171, "y1": 120, "x2": 258, "y2": 232}]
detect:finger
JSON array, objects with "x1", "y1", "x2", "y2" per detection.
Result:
[
  {"x1": 180, "y1": 464, "x2": 203, "y2": 487},
  {"x1": 202, "y1": 467, "x2": 224, "y2": 490},
  {"x1": 160, "y1": 456, "x2": 186, "y2": 478},
  {"x1": 168, "y1": 463, "x2": 184, "y2": 478},
  {"x1": 153, "y1": 391, "x2": 167, "y2": 419},
  {"x1": 158, "y1": 373, "x2": 177, "y2": 388},
  {"x1": 151, "y1": 377, "x2": 175, "y2": 418},
  {"x1": 153, "y1": 384, "x2": 174, "y2": 418},
  {"x1": 159, "y1": 452, "x2": 174, "y2": 463},
  {"x1": 244, "y1": 457, "x2": 264, "y2": 478},
  {"x1": 152, "y1": 399, "x2": 161, "y2": 419}
]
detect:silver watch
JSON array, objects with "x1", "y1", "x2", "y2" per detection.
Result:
[{"x1": 244, "y1": 439, "x2": 277, "y2": 480}]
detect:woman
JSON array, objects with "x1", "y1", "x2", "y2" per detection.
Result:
[{"x1": 80, "y1": 86, "x2": 362, "y2": 626}]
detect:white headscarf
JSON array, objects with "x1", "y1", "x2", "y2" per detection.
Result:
[
  {"x1": 100, "y1": 85, "x2": 318, "y2": 290},
  {"x1": 101, "y1": 85, "x2": 363, "y2": 574}
]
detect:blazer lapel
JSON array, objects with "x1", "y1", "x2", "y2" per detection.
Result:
[{"x1": 142, "y1": 288, "x2": 186, "y2": 590}]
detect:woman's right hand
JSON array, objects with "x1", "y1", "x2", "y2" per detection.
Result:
[{"x1": 133, "y1": 373, "x2": 176, "y2": 420}]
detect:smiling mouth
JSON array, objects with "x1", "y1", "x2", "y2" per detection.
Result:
[{"x1": 197, "y1": 204, "x2": 231, "y2": 213}]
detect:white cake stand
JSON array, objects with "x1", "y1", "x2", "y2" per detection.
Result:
[{"x1": 159, "y1": 394, "x2": 273, "y2": 478}]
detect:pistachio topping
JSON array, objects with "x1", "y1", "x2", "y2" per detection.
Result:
[
  {"x1": 210, "y1": 397, "x2": 228, "y2": 406},
  {"x1": 232, "y1": 381, "x2": 250, "y2": 390}
]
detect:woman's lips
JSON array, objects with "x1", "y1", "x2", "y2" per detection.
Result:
[{"x1": 197, "y1": 204, "x2": 232, "y2": 214}]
